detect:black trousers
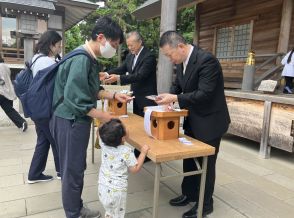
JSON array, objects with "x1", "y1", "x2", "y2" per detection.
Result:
[
  {"x1": 182, "y1": 131, "x2": 221, "y2": 208},
  {"x1": 0, "y1": 95, "x2": 25, "y2": 128},
  {"x1": 285, "y1": 76, "x2": 293, "y2": 89},
  {"x1": 28, "y1": 118, "x2": 60, "y2": 179},
  {"x1": 133, "y1": 98, "x2": 144, "y2": 117},
  {"x1": 50, "y1": 115, "x2": 91, "y2": 218}
]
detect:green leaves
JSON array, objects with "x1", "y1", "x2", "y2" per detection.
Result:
[
  {"x1": 65, "y1": 1, "x2": 195, "y2": 68},
  {"x1": 65, "y1": 25, "x2": 84, "y2": 53}
]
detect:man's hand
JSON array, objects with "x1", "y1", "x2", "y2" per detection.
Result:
[
  {"x1": 104, "y1": 74, "x2": 119, "y2": 84},
  {"x1": 155, "y1": 93, "x2": 178, "y2": 105},
  {"x1": 115, "y1": 93, "x2": 133, "y2": 103},
  {"x1": 99, "y1": 72, "x2": 109, "y2": 81}
]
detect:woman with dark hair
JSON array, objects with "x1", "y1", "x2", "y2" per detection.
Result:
[
  {"x1": 281, "y1": 48, "x2": 294, "y2": 94},
  {"x1": 0, "y1": 55, "x2": 27, "y2": 131},
  {"x1": 27, "y1": 30, "x2": 62, "y2": 184}
]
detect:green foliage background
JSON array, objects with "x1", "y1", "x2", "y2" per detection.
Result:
[{"x1": 65, "y1": 0, "x2": 195, "y2": 70}]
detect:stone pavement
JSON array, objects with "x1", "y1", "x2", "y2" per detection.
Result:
[
  {"x1": 1, "y1": 87, "x2": 294, "y2": 218},
  {"x1": 1, "y1": 121, "x2": 294, "y2": 218}
]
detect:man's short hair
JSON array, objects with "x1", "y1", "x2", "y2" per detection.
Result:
[
  {"x1": 99, "y1": 118, "x2": 126, "y2": 148},
  {"x1": 159, "y1": 31, "x2": 186, "y2": 48},
  {"x1": 91, "y1": 16, "x2": 124, "y2": 44},
  {"x1": 126, "y1": 31, "x2": 144, "y2": 44}
]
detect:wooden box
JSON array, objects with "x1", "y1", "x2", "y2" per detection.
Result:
[
  {"x1": 147, "y1": 109, "x2": 188, "y2": 140},
  {"x1": 108, "y1": 99, "x2": 127, "y2": 115}
]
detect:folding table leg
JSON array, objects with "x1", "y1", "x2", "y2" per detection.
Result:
[
  {"x1": 153, "y1": 163, "x2": 161, "y2": 218},
  {"x1": 197, "y1": 156, "x2": 208, "y2": 218},
  {"x1": 91, "y1": 121, "x2": 95, "y2": 163}
]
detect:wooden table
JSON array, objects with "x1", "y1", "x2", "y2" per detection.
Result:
[{"x1": 92, "y1": 114, "x2": 215, "y2": 218}]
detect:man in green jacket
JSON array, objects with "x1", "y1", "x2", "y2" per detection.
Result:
[{"x1": 50, "y1": 17, "x2": 130, "y2": 218}]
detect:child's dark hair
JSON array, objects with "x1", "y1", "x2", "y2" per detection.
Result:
[{"x1": 99, "y1": 118, "x2": 126, "y2": 147}]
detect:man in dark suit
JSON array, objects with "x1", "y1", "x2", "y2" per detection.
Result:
[
  {"x1": 103, "y1": 31, "x2": 157, "y2": 116},
  {"x1": 156, "y1": 31, "x2": 230, "y2": 218}
]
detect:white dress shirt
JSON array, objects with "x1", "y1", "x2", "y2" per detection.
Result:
[
  {"x1": 183, "y1": 45, "x2": 193, "y2": 75},
  {"x1": 132, "y1": 46, "x2": 144, "y2": 70}
]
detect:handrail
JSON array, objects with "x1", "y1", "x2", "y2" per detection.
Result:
[
  {"x1": 2, "y1": 47, "x2": 24, "y2": 51},
  {"x1": 218, "y1": 54, "x2": 282, "y2": 59},
  {"x1": 253, "y1": 52, "x2": 284, "y2": 87},
  {"x1": 254, "y1": 65, "x2": 283, "y2": 87},
  {"x1": 255, "y1": 53, "x2": 284, "y2": 71}
]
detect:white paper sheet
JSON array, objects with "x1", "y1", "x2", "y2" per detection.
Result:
[{"x1": 144, "y1": 106, "x2": 165, "y2": 138}]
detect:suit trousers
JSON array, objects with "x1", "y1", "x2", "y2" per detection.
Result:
[
  {"x1": 0, "y1": 95, "x2": 25, "y2": 128},
  {"x1": 28, "y1": 118, "x2": 60, "y2": 179},
  {"x1": 50, "y1": 115, "x2": 90, "y2": 218},
  {"x1": 133, "y1": 98, "x2": 144, "y2": 117},
  {"x1": 181, "y1": 133, "x2": 221, "y2": 208}
]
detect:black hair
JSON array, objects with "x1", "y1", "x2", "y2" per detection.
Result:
[
  {"x1": 0, "y1": 53, "x2": 4, "y2": 63},
  {"x1": 34, "y1": 30, "x2": 62, "y2": 55},
  {"x1": 99, "y1": 118, "x2": 126, "y2": 148},
  {"x1": 91, "y1": 16, "x2": 124, "y2": 44},
  {"x1": 159, "y1": 30, "x2": 186, "y2": 48},
  {"x1": 287, "y1": 48, "x2": 294, "y2": 64}
]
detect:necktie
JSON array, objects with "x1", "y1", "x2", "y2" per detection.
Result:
[{"x1": 132, "y1": 55, "x2": 136, "y2": 70}]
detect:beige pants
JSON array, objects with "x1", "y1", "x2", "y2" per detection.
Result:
[{"x1": 98, "y1": 185, "x2": 127, "y2": 218}]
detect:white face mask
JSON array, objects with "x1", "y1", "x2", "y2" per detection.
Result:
[{"x1": 100, "y1": 40, "x2": 116, "y2": 58}]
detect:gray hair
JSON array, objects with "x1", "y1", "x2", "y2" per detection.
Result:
[
  {"x1": 159, "y1": 31, "x2": 186, "y2": 48},
  {"x1": 126, "y1": 31, "x2": 144, "y2": 43}
]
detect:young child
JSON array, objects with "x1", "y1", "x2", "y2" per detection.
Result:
[{"x1": 98, "y1": 118, "x2": 150, "y2": 218}]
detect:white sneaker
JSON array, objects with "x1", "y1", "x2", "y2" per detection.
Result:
[{"x1": 80, "y1": 206, "x2": 101, "y2": 218}]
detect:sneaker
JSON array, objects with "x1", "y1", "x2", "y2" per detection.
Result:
[
  {"x1": 283, "y1": 86, "x2": 293, "y2": 94},
  {"x1": 80, "y1": 206, "x2": 101, "y2": 218},
  {"x1": 22, "y1": 122, "x2": 28, "y2": 132},
  {"x1": 28, "y1": 174, "x2": 53, "y2": 184},
  {"x1": 56, "y1": 172, "x2": 61, "y2": 180}
]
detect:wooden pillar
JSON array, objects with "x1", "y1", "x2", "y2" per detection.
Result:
[
  {"x1": 24, "y1": 39, "x2": 34, "y2": 62},
  {"x1": 193, "y1": 4, "x2": 200, "y2": 45},
  {"x1": 277, "y1": 0, "x2": 293, "y2": 54},
  {"x1": 20, "y1": 14, "x2": 37, "y2": 113},
  {"x1": 157, "y1": 0, "x2": 178, "y2": 93},
  {"x1": 20, "y1": 14, "x2": 37, "y2": 62}
]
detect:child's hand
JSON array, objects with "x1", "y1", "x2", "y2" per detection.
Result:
[{"x1": 141, "y1": 144, "x2": 150, "y2": 154}]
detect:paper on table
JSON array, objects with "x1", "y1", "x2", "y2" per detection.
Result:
[
  {"x1": 119, "y1": 115, "x2": 129, "y2": 118},
  {"x1": 178, "y1": 137, "x2": 193, "y2": 146},
  {"x1": 144, "y1": 105, "x2": 165, "y2": 138}
]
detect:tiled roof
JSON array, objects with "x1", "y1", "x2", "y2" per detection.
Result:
[
  {"x1": 0, "y1": 0, "x2": 55, "y2": 10},
  {"x1": 0, "y1": 0, "x2": 98, "y2": 30}
]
